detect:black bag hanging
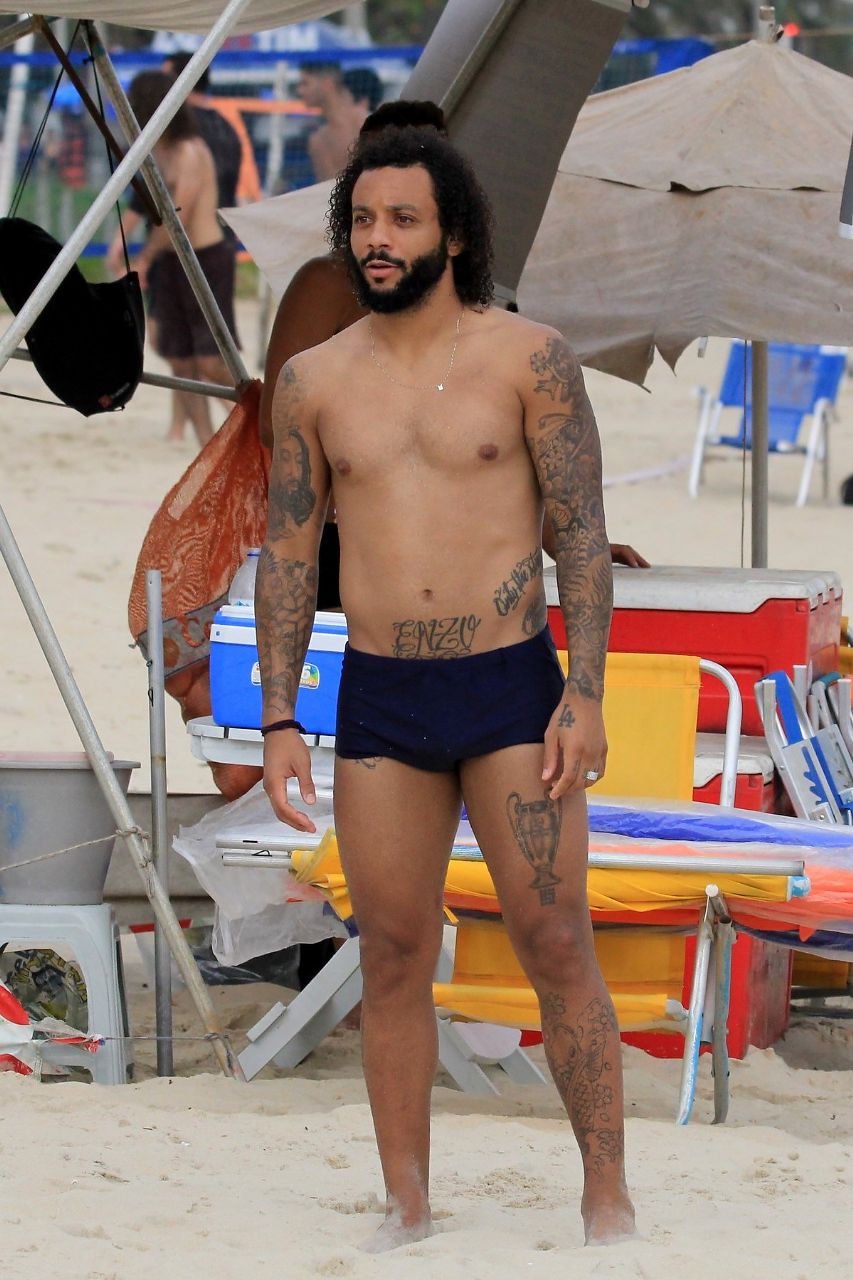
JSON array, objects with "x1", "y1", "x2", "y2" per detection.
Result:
[
  {"x1": 0, "y1": 22, "x2": 144, "y2": 417},
  {"x1": 0, "y1": 216, "x2": 145, "y2": 416}
]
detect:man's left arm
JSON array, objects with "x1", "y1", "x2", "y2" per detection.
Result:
[{"x1": 524, "y1": 331, "x2": 612, "y2": 797}]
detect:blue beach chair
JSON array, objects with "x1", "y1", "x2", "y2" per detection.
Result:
[{"x1": 688, "y1": 342, "x2": 846, "y2": 507}]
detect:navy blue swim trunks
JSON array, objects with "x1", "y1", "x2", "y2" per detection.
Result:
[{"x1": 335, "y1": 628, "x2": 566, "y2": 772}]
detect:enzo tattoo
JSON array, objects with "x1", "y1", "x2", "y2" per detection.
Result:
[{"x1": 392, "y1": 614, "x2": 481, "y2": 658}]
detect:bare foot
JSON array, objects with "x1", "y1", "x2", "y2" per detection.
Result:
[
  {"x1": 359, "y1": 1214, "x2": 435, "y2": 1254},
  {"x1": 165, "y1": 427, "x2": 185, "y2": 443},
  {"x1": 582, "y1": 1191, "x2": 638, "y2": 1246}
]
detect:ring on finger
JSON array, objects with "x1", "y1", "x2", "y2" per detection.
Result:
[{"x1": 584, "y1": 769, "x2": 600, "y2": 782}]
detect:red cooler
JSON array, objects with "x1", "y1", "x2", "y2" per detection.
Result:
[
  {"x1": 546, "y1": 566, "x2": 842, "y2": 736},
  {"x1": 692, "y1": 733, "x2": 779, "y2": 812}
]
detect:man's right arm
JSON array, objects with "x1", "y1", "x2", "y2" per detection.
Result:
[{"x1": 257, "y1": 357, "x2": 330, "y2": 829}]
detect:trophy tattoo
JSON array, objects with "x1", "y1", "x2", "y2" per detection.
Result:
[{"x1": 506, "y1": 791, "x2": 562, "y2": 905}]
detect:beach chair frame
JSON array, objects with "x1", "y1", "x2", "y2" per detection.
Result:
[{"x1": 687, "y1": 342, "x2": 846, "y2": 507}]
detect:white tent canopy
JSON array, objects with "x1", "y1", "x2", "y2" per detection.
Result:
[{"x1": 0, "y1": 1, "x2": 342, "y2": 34}]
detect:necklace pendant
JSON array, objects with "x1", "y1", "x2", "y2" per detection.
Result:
[{"x1": 436, "y1": 383, "x2": 444, "y2": 392}]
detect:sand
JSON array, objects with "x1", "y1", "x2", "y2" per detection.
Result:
[{"x1": 2, "y1": 300, "x2": 853, "y2": 1276}]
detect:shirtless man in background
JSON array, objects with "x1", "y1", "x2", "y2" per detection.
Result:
[
  {"x1": 257, "y1": 126, "x2": 637, "y2": 1252},
  {"x1": 127, "y1": 71, "x2": 240, "y2": 447}
]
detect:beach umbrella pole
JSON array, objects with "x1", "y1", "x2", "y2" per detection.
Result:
[
  {"x1": 751, "y1": 340, "x2": 769, "y2": 567},
  {"x1": 146, "y1": 571, "x2": 174, "y2": 1078},
  {"x1": 0, "y1": 500, "x2": 243, "y2": 1079}
]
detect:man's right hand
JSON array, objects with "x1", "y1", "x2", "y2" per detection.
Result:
[{"x1": 263, "y1": 729, "x2": 317, "y2": 831}]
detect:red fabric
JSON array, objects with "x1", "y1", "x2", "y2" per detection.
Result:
[{"x1": 128, "y1": 382, "x2": 268, "y2": 799}]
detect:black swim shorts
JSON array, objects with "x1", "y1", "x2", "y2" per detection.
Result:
[
  {"x1": 150, "y1": 241, "x2": 239, "y2": 360},
  {"x1": 335, "y1": 628, "x2": 566, "y2": 772}
]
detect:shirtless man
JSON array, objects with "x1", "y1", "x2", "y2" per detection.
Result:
[
  {"x1": 297, "y1": 61, "x2": 370, "y2": 182},
  {"x1": 127, "y1": 71, "x2": 239, "y2": 447},
  {"x1": 257, "y1": 126, "x2": 637, "y2": 1252}
]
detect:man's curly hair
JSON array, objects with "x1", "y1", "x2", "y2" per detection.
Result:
[{"x1": 327, "y1": 126, "x2": 494, "y2": 308}]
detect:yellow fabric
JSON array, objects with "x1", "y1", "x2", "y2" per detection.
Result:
[
  {"x1": 433, "y1": 918, "x2": 686, "y2": 1032},
  {"x1": 791, "y1": 953, "x2": 850, "y2": 990},
  {"x1": 557, "y1": 650, "x2": 700, "y2": 800},
  {"x1": 291, "y1": 834, "x2": 793, "y2": 924}
]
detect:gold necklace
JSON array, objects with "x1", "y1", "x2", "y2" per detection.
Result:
[{"x1": 368, "y1": 309, "x2": 464, "y2": 393}]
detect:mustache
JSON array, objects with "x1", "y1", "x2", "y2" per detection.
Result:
[{"x1": 360, "y1": 251, "x2": 406, "y2": 270}]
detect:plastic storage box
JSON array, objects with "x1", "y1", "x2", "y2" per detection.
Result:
[
  {"x1": 210, "y1": 608, "x2": 347, "y2": 732},
  {"x1": 546, "y1": 565, "x2": 842, "y2": 736}
]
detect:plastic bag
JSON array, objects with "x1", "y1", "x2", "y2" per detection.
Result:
[{"x1": 172, "y1": 770, "x2": 345, "y2": 968}]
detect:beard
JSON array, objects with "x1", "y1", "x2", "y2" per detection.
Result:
[{"x1": 347, "y1": 235, "x2": 450, "y2": 314}]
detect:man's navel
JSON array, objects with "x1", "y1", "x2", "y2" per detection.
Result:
[{"x1": 478, "y1": 443, "x2": 499, "y2": 461}]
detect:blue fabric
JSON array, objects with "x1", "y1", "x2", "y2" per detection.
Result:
[
  {"x1": 588, "y1": 803, "x2": 853, "y2": 849},
  {"x1": 335, "y1": 629, "x2": 565, "y2": 773}
]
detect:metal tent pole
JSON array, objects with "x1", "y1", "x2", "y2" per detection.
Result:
[
  {"x1": 10, "y1": 347, "x2": 241, "y2": 402},
  {"x1": 146, "y1": 571, "x2": 174, "y2": 1078},
  {"x1": 751, "y1": 340, "x2": 769, "y2": 568},
  {"x1": 0, "y1": 503, "x2": 242, "y2": 1077},
  {"x1": 0, "y1": 0, "x2": 253, "y2": 378},
  {"x1": 0, "y1": 21, "x2": 34, "y2": 216},
  {"x1": 87, "y1": 25, "x2": 250, "y2": 389}
]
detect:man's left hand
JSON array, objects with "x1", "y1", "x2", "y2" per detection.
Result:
[{"x1": 542, "y1": 695, "x2": 607, "y2": 799}]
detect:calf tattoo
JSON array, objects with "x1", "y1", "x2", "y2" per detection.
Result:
[
  {"x1": 493, "y1": 549, "x2": 543, "y2": 617},
  {"x1": 392, "y1": 614, "x2": 481, "y2": 658},
  {"x1": 506, "y1": 790, "x2": 562, "y2": 905},
  {"x1": 540, "y1": 994, "x2": 623, "y2": 1176}
]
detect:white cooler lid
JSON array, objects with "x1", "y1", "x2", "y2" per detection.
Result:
[
  {"x1": 692, "y1": 733, "x2": 775, "y2": 788},
  {"x1": 545, "y1": 564, "x2": 842, "y2": 612}
]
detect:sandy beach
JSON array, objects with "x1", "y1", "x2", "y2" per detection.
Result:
[{"x1": 2, "y1": 297, "x2": 853, "y2": 1276}]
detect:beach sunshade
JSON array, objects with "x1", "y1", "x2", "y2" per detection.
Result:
[
  {"x1": 0, "y1": 217, "x2": 144, "y2": 416},
  {"x1": 519, "y1": 39, "x2": 853, "y2": 384},
  {"x1": 0, "y1": 2, "x2": 346, "y2": 33}
]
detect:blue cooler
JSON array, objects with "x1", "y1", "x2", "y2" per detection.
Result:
[{"x1": 209, "y1": 607, "x2": 348, "y2": 732}]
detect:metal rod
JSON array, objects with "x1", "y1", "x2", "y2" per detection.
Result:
[
  {"x1": 0, "y1": 14, "x2": 38, "y2": 53},
  {"x1": 0, "y1": 498, "x2": 242, "y2": 1079},
  {"x1": 0, "y1": 0, "x2": 253, "y2": 378},
  {"x1": 751, "y1": 339, "x2": 769, "y2": 567},
  {"x1": 88, "y1": 24, "x2": 251, "y2": 390},
  {"x1": 146, "y1": 570, "x2": 173, "y2": 1078},
  {"x1": 0, "y1": 23, "x2": 33, "y2": 216},
  {"x1": 676, "y1": 893, "x2": 716, "y2": 1125},
  {"x1": 35, "y1": 17, "x2": 161, "y2": 225},
  {"x1": 699, "y1": 658, "x2": 743, "y2": 808},
  {"x1": 9, "y1": 346, "x2": 242, "y2": 402}
]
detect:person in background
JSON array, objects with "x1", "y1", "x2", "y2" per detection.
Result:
[
  {"x1": 107, "y1": 59, "x2": 248, "y2": 443},
  {"x1": 342, "y1": 67, "x2": 385, "y2": 116},
  {"x1": 297, "y1": 60, "x2": 371, "y2": 182},
  {"x1": 124, "y1": 71, "x2": 240, "y2": 448},
  {"x1": 161, "y1": 51, "x2": 262, "y2": 208}
]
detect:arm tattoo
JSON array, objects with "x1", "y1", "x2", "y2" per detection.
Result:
[
  {"x1": 256, "y1": 363, "x2": 323, "y2": 717},
  {"x1": 391, "y1": 614, "x2": 481, "y2": 658},
  {"x1": 267, "y1": 364, "x2": 317, "y2": 539},
  {"x1": 527, "y1": 337, "x2": 612, "y2": 701},
  {"x1": 255, "y1": 550, "x2": 318, "y2": 716}
]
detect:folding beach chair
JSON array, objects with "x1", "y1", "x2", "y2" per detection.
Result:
[
  {"x1": 687, "y1": 341, "x2": 847, "y2": 507},
  {"x1": 756, "y1": 669, "x2": 853, "y2": 824}
]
